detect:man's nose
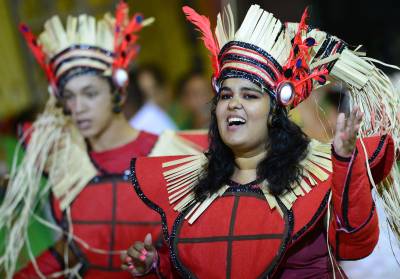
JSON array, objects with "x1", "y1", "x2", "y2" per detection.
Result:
[{"x1": 72, "y1": 96, "x2": 86, "y2": 114}]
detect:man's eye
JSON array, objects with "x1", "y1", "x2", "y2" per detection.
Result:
[
  {"x1": 85, "y1": 91, "x2": 98, "y2": 98},
  {"x1": 63, "y1": 94, "x2": 74, "y2": 100}
]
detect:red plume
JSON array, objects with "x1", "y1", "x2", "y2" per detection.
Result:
[
  {"x1": 113, "y1": 1, "x2": 144, "y2": 72},
  {"x1": 182, "y1": 6, "x2": 220, "y2": 77},
  {"x1": 278, "y1": 7, "x2": 329, "y2": 108},
  {"x1": 19, "y1": 23, "x2": 57, "y2": 94}
]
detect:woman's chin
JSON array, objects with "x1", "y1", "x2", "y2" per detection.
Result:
[{"x1": 223, "y1": 138, "x2": 250, "y2": 151}]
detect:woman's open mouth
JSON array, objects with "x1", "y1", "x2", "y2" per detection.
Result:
[{"x1": 227, "y1": 116, "x2": 246, "y2": 131}]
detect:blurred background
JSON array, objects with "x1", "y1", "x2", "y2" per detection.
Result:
[
  {"x1": 0, "y1": 0, "x2": 400, "y2": 277},
  {"x1": 2, "y1": 0, "x2": 400, "y2": 123}
]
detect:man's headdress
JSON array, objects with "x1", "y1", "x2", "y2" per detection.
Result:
[{"x1": 20, "y1": 1, "x2": 153, "y2": 95}]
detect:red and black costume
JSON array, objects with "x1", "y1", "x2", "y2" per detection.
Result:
[
  {"x1": 15, "y1": 128, "x2": 209, "y2": 278},
  {"x1": 130, "y1": 135, "x2": 394, "y2": 278},
  {"x1": 16, "y1": 131, "x2": 162, "y2": 278},
  {"x1": 126, "y1": 3, "x2": 399, "y2": 278}
]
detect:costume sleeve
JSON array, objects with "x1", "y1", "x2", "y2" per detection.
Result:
[
  {"x1": 14, "y1": 247, "x2": 64, "y2": 279},
  {"x1": 328, "y1": 135, "x2": 395, "y2": 260}
]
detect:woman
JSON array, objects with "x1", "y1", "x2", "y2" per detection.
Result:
[
  {"x1": 123, "y1": 4, "x2": 399, "y2": 278},
  {"x1": 0, "y1": 2, "x2": 204, "y2": 278}
]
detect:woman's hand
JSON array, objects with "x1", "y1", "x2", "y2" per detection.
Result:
[
  {"x1": 121, "y1": 233, "x2": 157, "y2": 276},
  {"x1": 333, "y1": 106, "x2": 364, "y2": 158}
]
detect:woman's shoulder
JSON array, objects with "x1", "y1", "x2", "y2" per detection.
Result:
[{"x1": 130, "y1": 154, "x2": 206, "y2": 228}]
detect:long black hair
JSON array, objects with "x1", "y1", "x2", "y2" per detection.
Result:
[{"x1": 194, "y1": 95, "x2": 310, "y2": 201}]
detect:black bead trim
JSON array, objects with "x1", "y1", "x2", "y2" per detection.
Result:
[
  {"x1": 219, "y1": 53, "x2": 279, "y2": 81},
  {"x1": 53, "y1": 55, "x2": 111, "y2": 74},
  {"x1": 129, "y1": 158, "x2": 170, "y2": 243},
  {"x1": 368, "y1": 135, "x2": 387, "y2": 164},
  {"x1": 218, "y1": 41, "x2": 283, "y2": 73},
  {"x1": 266, "y1": 198, "x2": 294, "y2": 278},
  {"x1": 217, "y1": 68, "x2": 276, "y2": 98},
  {"x1": 227, "y1": 179, "x2": 260, "y2": 188},
  {"x1": 341, "y1": 148, "x2": 359, "y2": 231},
  {"x1": 226, "y1": 184, "x2": 263, "y2": 195},
  {"x1": 292, "y1": 190, "x2": 331, "y2": 241},
  {"x1": 169, "y1": 209, "x2": 197, "y2": 278},
  {"x1": 57, "y1": 67, "x2": 104, "y2": 93},
  {"x1": 50, "y1": 44, "x2": 114, "y2": 64}
]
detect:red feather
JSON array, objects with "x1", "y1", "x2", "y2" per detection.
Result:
[
  {"x1": 19, "y1": 23, "x2": 57, "y2": 93},
  {"x1": 113, "y1": 1, "x2": 144, "y2": 71},
  {"x1": 297, "y1": 8, "x2": 309, "y2": 38},
  {"x1": 124, "y1": 14, "x2": 143, "y2": 34},
  {"x1": 182, "y1": 6, "x2": 220, "y2": 77},
  {"x1": 114, "y1": 1, "x2": 128, "y2": 46},
  {"x1": 279, "y1": 7, "x2": 329, "y2": 108}
]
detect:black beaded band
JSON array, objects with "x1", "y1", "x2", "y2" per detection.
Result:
[{"x1": 50, "y1": 44, "x2": 114, "y2": 64}]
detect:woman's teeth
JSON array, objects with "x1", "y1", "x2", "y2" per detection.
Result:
[{"x1": 228, "y1": 117, "x2": 246, "y2": 126}]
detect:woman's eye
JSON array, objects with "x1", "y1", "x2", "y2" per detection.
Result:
[
  {"x1": 219, "y1": 92, "x2": 232, "y2": 100},
  {"x1": 243, "y1": 93, "x2": 258, "y2": 99}
]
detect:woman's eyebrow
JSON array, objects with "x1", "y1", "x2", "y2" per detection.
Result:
[
  {"x1": 241, "y1": 87, "x2": 263, "y2": 94},
  {"x1": 219, "y1": 86, "x2": 232, "y2": 92}
]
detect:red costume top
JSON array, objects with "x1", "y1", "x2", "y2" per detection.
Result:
[
  {"x1": 17, "y1": 131, "x2": 161, "y2": 278},
  {"x1": 130, "y1": 135, "x2": 395, "y2": 278},
  {"x1": 15, "y1": 130, "x2": 209, "y2": 278}
]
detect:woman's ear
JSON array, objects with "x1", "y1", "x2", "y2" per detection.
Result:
[
  {"x1": 267, "y1": 99, "x2": 277, "y2": 127},
  {"x1": 267, "y1": 113, "x2": 273, "y2": 127}
]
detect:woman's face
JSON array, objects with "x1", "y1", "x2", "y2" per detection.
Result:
[
  {"x1": 216, "y1": 78, "x2": 270, "y2": 156},
  {"x1": 63, "y1": 74, "x2": 114, "y2": 139}
]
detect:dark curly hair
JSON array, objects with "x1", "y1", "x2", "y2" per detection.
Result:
[{"x1": 194, "y1": 94, "x2": 310, "y2": 201}]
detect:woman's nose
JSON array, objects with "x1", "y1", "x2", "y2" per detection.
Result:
[{"x1": 228, "y1": 95, "x2": 242, "y2": 110}]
